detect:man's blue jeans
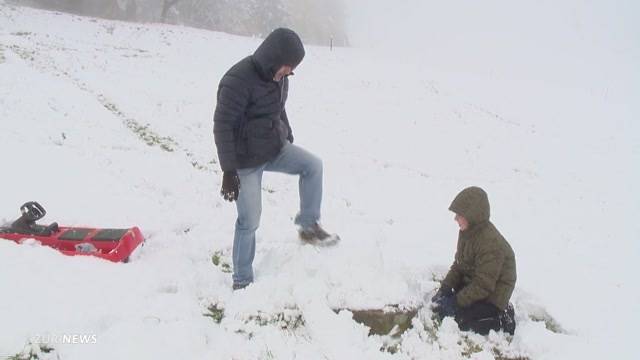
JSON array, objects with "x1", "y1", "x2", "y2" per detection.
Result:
[{"x1": 232, "y1": 142, "x2": 323, "y2": 286}]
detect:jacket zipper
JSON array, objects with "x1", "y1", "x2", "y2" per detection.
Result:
[{"x1": 278, "y1": 78, "x2": 285, "y2": 106}]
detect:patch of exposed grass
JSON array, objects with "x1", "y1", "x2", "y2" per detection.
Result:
[
  {"x1": 492, "y1": 348, "x2": 531, "y2": 360},
  {"x1": 458, "y1": 335, "x2": 531, "y2": 360},
  {"x1": 206, "y1": 303, "x2": 305, "y2": 334},
  {"x1": 98, "y1": 95, "x2": 176, "y2": 152},
  {"x1": 347, "y1": 306, "x2": 419, "y2": 337},
  {"x1": 97, "y1": 95, "x2": 217, "y2": 172},
  {"x1": 211, "y1": 250, "x2": 232, "y2": 273},
  {"x1": 8, "y1": 343, "x2": 55, "y2": 360},
  {"x1": 245, "y1": 307, "x2": 305, "y2": 331},
  {"x1": 124, "y1": 119, "x2": 176, "y2": 152},
  {"x1": 529, "y1": 310, "x2": 565, "y2": 334},
  {"x1": 204, "y1": 303, "x2": 225, "y2": 324},
  {"x1": 380, "y1": 340, "x2": 401, "y2": 354},
  {"x1": 263, "y1": 349, "x2": 275, "y2": 359},
  {"x1": 9, "y1": 44, "x2": 35, "y2": 62},
  {"x1": 388, "y1": 308, "x2": 533, "y2": 359},
  {"x1": 460, "y1": 337, "x2": 483, "y2": 357},
  {"x1": 187, "y1": 151, "x2": 217, "y2": 171}
]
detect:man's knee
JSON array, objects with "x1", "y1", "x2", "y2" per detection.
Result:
[
  {"x1": 458, "y1": 316, "x2": 501, "y2": 335},
  {"x1": 236, "y1": 203, "x2": 262, "y2": 231},
  {"x1": 455, "y1": 301, "x2": 515, "y2": 335},
  {"x1": 236, "y1": 213, "x2": 261, "y2": 232},
  {"x1": 307, "y1": 155, "x2": 323, "y2": 176}
]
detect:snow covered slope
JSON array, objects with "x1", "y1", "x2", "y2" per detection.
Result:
[{"x1": 0, "y1": 3, "x2": 637, "y2": 359}]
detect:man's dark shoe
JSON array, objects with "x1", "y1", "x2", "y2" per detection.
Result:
[
  {"x1": 298, "y1": 223, "x2": 340, "y2": 245},
  {"x1": 232, "y1": 282, "x2": 251, "y2": 291}
]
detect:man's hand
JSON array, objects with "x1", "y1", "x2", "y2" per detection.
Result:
[{"x1": 221, "y1": 170, "x2": 240, "y2": 202}]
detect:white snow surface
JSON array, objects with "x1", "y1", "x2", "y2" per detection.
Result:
[{"x1": 0, "y1": 3, "x2": 638, "y2": 359}]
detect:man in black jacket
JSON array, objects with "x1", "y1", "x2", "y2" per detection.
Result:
[{"x1": 213, "y1": 28, "x2": 338, "y2": 290}]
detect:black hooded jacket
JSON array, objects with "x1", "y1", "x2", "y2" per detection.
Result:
[{"x1": 213, "y1": 28, "x2": 305, "y2": 171}]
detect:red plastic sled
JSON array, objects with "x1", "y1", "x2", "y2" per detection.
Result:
[
  {"x1": 0, "y1": 226, "x2": 144, "y2": 263},
  {"x1": 0, "y1": 202, "x2": 144, "y2": 263}
]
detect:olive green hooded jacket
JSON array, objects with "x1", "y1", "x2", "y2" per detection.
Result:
[{"x1": 442, "y1": 187, "x2": 517, "y2": 311}]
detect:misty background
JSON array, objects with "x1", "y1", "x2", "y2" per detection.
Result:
[
  {"x1": 6, "y1": 0, "x2": 638, "y2": 146},
  {"x1": 10, "y1": 0, "x2": 637, "y2": 98},
  {"x1": 8, "y1": 0, "x2": 349, "y2": 46},
  {"x1": 346, "y1": 0, "x2": 638, "y2": 114},
  {"x1": 9, "y1": 0, "x2": 636, "y2": 183}
]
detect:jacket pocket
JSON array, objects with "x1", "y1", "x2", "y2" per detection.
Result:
[
  {"x1": 246, "y1": 118, "x2": 280, "y2": 157},
  {"x1": 247, "y1": 118, "x2": 275, "y2": 139}
]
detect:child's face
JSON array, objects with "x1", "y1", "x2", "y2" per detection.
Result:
[{"x1": 454, "y1": 214, "x2": 469, "y2": 231}]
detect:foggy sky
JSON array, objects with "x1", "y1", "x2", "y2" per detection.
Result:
[{"x1": 343, "y1": 0, "x2": 639, "y2": 99}]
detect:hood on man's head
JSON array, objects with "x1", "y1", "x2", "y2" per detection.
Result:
[
  {"x1": 449, "y1": 186, "x2": 491, "y2": 225},
  {"x1": 253, "y1": 28, "x2": 305, "y2": 80}
]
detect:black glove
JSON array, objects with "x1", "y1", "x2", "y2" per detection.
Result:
[
  {"x1": 221, "y1": 170, "x2": 240, "y2": 202},
  {"x1": 431, "y1": 286, "x2": 453, "y2": 303},
  {"x1": 432, "y1": 292, "x2": 456, "y2": 319}
]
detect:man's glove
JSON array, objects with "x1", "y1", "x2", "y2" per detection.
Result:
[
  {"x1": 221, "y1": 170, "x2": 240, "y2": 202},
  {"x1": 431, "y1": 286, "x2": 456, "y2": 319}
]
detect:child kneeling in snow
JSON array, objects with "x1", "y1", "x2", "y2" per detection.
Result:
[{"x1": 431, "y1": 186, "x2": 517, "y2": 335}]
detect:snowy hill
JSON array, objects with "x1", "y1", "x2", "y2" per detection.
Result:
[{"x1": 0, "y1": 3, "x2": 637, "y2": 359}]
